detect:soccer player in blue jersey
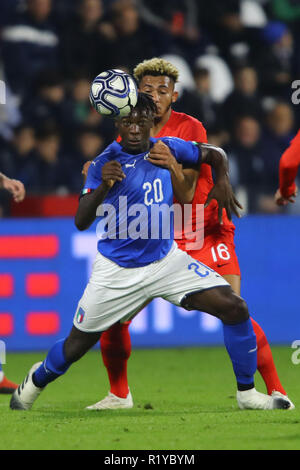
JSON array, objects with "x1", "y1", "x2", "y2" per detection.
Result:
[{"x1": 10, "y1": 94, "x2": 291, "y2": 411}]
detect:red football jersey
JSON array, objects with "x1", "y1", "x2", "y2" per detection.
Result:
[
  {"x1": 155, "y1": 110, "x2": 235, "y2": 250},
  {"x1": 279, "y1": 129, "x2": 300, "y2": 198}
]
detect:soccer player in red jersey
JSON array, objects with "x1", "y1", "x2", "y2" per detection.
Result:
[
  {"x1": 275, "y1": 129, "x2": 300, "y2": 206},
  {"x1": 0, "y1": 172, "x2": 25, "y2": 393},
  {"x1": 85, "y1": 59, "x2": 293, "y2": 410}
]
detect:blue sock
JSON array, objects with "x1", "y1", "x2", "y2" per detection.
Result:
[
  {"x1": 222, "y1": 318, "x2": 257, "y2": 390},
  {"x1": 33, "y1": 339, "x2": 71, "y2": 388},
  {"x1": 0, "y1": 362, "x2": 2, "y2": 371}
]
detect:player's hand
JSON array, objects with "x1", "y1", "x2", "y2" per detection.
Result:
[
  {"x1": 274, "y1": 187, "x2": 298, "y2": 206},
  {"x1": 205, "y1": 179, "x2": 243, "y2": 224},
  {"x1": 1, "y1": 176, "x2": 25, "y2": 203},
  {"x1": 82, "y1": 161, "x2": 92, "y2": 184},
  {"x1": 102, "y1": 161, "x2": 126, "y2": 188},
  {"x1": 148, "y1": 140, "x2": 177, "y2": 171}
]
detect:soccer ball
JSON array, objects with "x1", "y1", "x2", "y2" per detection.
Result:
[{"x1": 89, "y1": 69, "x2": 138, "y2": 118}]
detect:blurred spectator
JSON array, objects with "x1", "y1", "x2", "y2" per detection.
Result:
[
  {"x1": 174, "y1": 67, "x2": 219, "y2": 130},
  {"x1": 70, "y1": 126, "x2": 105, "y2": 191},
  {"x1": 138, "y1": 0, "x2": 198, "y2": 37},
  {"x1": 198, "y1": 0, "x2": 246, "y2": 61},
  {"x1": 195, "y1": 52, "x2": 234, "y2": 104},
  {"x1": 257, "y1": 101, "x2": 296, "y2": 212},
  {"x1": 206, "y1": 124, "x2": 239, "y2": 191},
  {"x1": 68, "y1": 73, "x2": 94, "y2": 128},
  {"x1": 0, "y1": 124, "x2": 37, "y2": 204},
  {"x1": 261, "y1": 102, "x2": 296, "y2": 178},
  {"x1": 227, "y1": 115, "x2": 282, "y2": 213},
  {"x1": 264, "y1": 101, "x2": 295, "y2": 146},
  {"x1": 271, "y1": 0, "x2": 300, "y2": 79},
  {"x1": 9, "y1": 125, "x2": 36, "y2": 186},
  {"x1": 221, "y1": 66, "x2": 263, "y2": 132},
  {"x1": 59, "y1": 0, "x2": 111, "y2": 79},
  {"x1": 21, "y1": 68, "x2": 72, "y2": 138},
  {"x1": 138, "y1": 0, "x2": 207, "y2": 63},
  {"x1": 207, "y1": 126, "x2": 230, "y2": 149},
  {"x1": 76, "y1": 126, "x2": 105, "y2": 162},
  {"x1": 103, "y1": 0, "x2": 166, "y2": 71},
  {"x1": 1, "y1": 0, "x2": 59, "y2": 97},
  {"x1": 26, "y1": 124, "x2": 72, "y2": 193},
  {"x1": 67, "y1": 73, "x2": 103, "y2": 131},
  {"x1": 257, "y1": 21, "x2": 294, "y2": 99}
]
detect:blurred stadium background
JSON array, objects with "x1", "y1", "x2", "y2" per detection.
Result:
[{"x1": 0, "y1": 0, "x2": 299, "y2": 352}]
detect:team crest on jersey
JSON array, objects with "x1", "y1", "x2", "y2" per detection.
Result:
[{"x1": 76, "y1": 307, "x2": 85, "y2": 324}]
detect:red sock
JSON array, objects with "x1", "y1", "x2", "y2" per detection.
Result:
[
  {"x1": 100, "y1": 322, "x2": 131, "y2": 398},
  {"x1": 251, "y1": 317, "x2": 286, "y2": 395}
]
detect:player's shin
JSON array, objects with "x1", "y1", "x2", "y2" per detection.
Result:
[
  {"x1": 32, "y1": 339, "x2": 72, "y2": 388},
  {"x1": 222, "y1": 319, "x2": 293, "y2": 409},
  {"x1": 251, "y1": 317, "x2": 287, "y2": 395},
  {"x1": 222, "y1": 319, "x2": 257, "y2": 390},
  {"x1": 100, "y1": 322, "x2": 131, "y2": 398}
]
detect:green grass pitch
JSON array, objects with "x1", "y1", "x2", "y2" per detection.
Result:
[{"x1": 0, "y1": 346, "x2": 299, "y2": 450}]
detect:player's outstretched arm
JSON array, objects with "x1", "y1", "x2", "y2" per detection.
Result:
[
  {"x1": 199, "y1": 143, "x2": 243, "y2": 223},
  {"x1": 275, "y1": 132, "x2": 300, "y2": 206},
  {"x1": 75, "y1": 161, "x2": 125, "y2": 231},
  {"x1": 0, "y1": 172, "x2": 26, "y2": 202}
]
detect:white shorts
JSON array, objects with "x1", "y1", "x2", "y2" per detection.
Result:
[{"x1": 73, "y1": 243, "x2": 229, "y2": 332}]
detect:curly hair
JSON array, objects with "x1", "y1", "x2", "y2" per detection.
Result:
[
  {"x1": 133, "y1": 58, "x2": 179, "y2": 84},
  {"x1": 133, "y1": 92, "x2": 158, "y2": 115}
]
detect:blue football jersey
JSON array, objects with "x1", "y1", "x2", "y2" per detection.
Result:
[{"x1": 81, "y1": 137, "x2": 200, "y2": 267}]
